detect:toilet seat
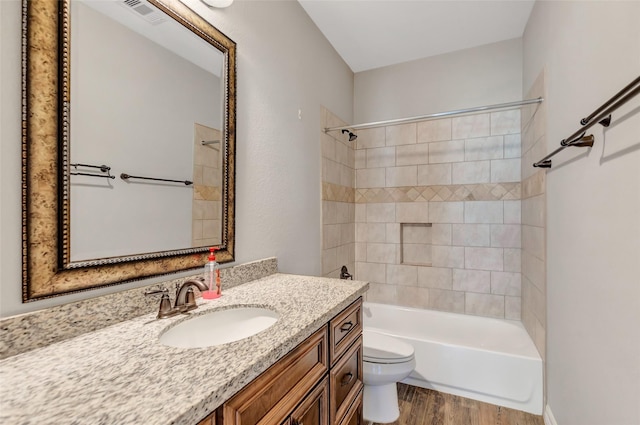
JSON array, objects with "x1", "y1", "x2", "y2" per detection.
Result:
[{"x1": 363, "y1": 330, "x2": 415, "y2": 364}]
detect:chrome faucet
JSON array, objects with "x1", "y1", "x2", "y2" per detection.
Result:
[{"x1": 144, "y1": 278, "x2": 209, "y2": 319}]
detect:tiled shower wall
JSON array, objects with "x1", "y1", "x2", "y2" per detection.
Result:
[
  {"x1": 520, "y1": 72, "x2": 547, "y2": 358},
  {"x1": 321, "y1": 107, "x2": 356, "y2": 279},
  {"x1": 354, "y1": 111, "x2": 523, "y2": 319},
  {"x1": 192, "y1": 123, "x2": 222, "y2": 248}
]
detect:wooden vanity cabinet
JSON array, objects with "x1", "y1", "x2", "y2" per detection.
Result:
[
  {"x1": 327, "y1": 299, "x2": 363, "y2": 425},
  {"x1": 287, "y1": 377, "x2": 329, "y2": 425},
  {"x1": 197, "y1": 413, "x2": 215, "y2": 425},
  {"x1": 328, "y1": 299, "x2": 362, "y2": 365},
  {"x1": 200, "y1": 298, "x2": 363, "y2": 425},
  {"x1": 337, "y1": 392, "x2": 362, "y2": 425},
  {"x1": 220, "y1": 326, "x2": 328, "y2": 425}
]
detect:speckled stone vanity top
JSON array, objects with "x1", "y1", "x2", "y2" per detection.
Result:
[{"x1": 0, "y1": 274, "x2": 368, "y2": 425}]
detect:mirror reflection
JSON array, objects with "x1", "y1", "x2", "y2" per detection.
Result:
[
  {"x1": 69, "y1": 0, "x2": 224, "y2": 261},
  {"x1": 21, "y1": 0, "x2": 236, "y2": 301}
]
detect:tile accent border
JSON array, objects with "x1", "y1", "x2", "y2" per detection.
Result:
[
  {"x1": 356, "y1": 182, "x2": 521, "y2": 203},
  {"x1": 0, "y1": 258, "x2": 278, "y2": 360},
  {"x1": 522, "y1": 172, "x2": 545, "y2": 199},
  {"x1": 322, "y1": 182, "x2": 356, "y2": 203}
]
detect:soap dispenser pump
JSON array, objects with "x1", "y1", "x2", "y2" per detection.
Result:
[{"x1": 202, "y1": 247, "x2": 220, "y2": 300}]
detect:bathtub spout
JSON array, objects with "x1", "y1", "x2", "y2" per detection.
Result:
[{"x1": 340, "y1": 265, "x2": 353, "y2": 280}]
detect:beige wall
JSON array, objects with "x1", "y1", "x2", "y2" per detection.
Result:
[
  {"x1": 355, "y1": 112, "x2": 523, "y2": 319},
  {"x1": 354, "y1": 38, "x2": 522, "y2": 123},
  {"x1": 0, "y1": 0, "x2": 354, "y2": 317},
  {"x1": 523, "y1": 2, "x2": 640, "y2": 424}
]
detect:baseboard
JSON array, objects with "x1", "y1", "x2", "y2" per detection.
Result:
[{"x1": 544, "y1": 404, "x2": 558, "y2": 425}]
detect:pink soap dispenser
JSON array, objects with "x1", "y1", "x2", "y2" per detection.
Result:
[{"x1": 202, "y1": 247, "x2": 220, "y2": 300}]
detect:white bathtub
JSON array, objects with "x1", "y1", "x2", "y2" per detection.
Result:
[{"x1": 363, "y1": 302, "x2": 543, "y2": 415}]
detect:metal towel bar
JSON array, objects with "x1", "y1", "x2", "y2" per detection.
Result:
[
  {"x1": 120, "y1": 173, "x2": 193, "y2": 186},
  {"x1": 70, "y1": 163, "x2": 115, "y2": 179},
  {"x1": 533, "y1": 75, "x2": 640, "y2": 168}
]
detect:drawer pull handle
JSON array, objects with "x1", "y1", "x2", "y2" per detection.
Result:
[
  {"x1": 340, "y1": 321, "x2": 353, "y2": 332},
  {"x1": 341, "y1": 372, "x2": 354, "y2": 386}
]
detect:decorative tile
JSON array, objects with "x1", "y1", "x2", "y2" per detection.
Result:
[
  {"x1": 453, "y1": 185, "x2": 472, "y2": 200},
  {"x1": 322, "y1": 182, "x2": 355, "y2": 203},
  {"x1": 355, "y1": 182, "x2": 521, "y2": 203},
  {"x1": 420, "y1": 186, "x2": 436, "y2": 200},
  {"x1": 490, "y1": 184, "x2": 508, "y2": 199},
  {"x1": 522, "y1": 170, "x2": 545, "y2": 199},
  {"x1": 436, "y1": 185, "x2": 453, "y2": 200}
]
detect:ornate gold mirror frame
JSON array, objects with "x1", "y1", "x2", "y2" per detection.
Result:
[{"x1": 22, "y1": 0, "x2": 236, "y2": 301}]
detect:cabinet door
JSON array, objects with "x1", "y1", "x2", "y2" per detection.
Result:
[
  {"x1": 222, "y1": 326, "x2": 328, "y2": 425},
  {"x1": 330, "y1": 336, "x2": 363, "y2": 425},
  {"x1": 290, "y1": 378, "x2": 329, "y2": 425},
  {"x1": 197, "y1": 412, "x2": 215, "y2": 425}
]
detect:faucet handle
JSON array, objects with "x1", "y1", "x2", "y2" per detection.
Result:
[
  {"x1": 144, "y1": 285, "x2": 168, "y2": 296},
  {"x1": 145, "y1": 286, "x2": 178, "y2": 319}
]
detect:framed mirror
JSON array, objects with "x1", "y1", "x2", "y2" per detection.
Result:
[{"x1": 22, "y1": 0, "x2": 236, "y2": 301}]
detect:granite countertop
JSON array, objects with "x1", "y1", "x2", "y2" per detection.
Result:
[{"x1": 0, "y1": 274, "x2": 368, "y2": 425}]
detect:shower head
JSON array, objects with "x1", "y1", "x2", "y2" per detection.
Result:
[{"x1": 341, "y1": 129, "x2": 358, "y2": 142}]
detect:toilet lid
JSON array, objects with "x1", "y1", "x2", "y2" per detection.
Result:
[{"x1": 363, "y1": 330, "x2": 415, "y2": 364}]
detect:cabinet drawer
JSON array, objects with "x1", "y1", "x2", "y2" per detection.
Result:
[
  {"x1": 329, "y1": 298, "x2": 362, "y2": 365},
  {"x1": 222, "y1": 325, "x2": 328, "y2": 425},
  {"x1": 289, "y1": 377, "x2": 329, "y2": 425},
  {"x1": 338, "y1": 389, "x2": 362, "y2": 425},
  {"x1": 330, "y1": 336, "x2": 363, "y2": 425}
]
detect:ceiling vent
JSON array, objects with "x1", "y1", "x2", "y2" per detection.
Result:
[{"x1": 119, "y1": 0, "x2": 167, "y2": 25}]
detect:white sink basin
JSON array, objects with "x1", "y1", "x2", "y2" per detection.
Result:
[{"x1": 159, "y1": 307, "x2": 279, "y2": 349}]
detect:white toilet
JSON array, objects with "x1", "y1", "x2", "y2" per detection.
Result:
[{"x1": 362, "y1": 329, "x2": 416, "y2": 423}]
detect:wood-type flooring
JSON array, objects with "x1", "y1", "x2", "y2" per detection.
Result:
[{"x1": 371, "y1": 384, "x2": 544, "y2": 425}]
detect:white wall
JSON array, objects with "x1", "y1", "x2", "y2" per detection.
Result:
[
  {"x1": 523, "y1": 2, "x2": 640, "y2": 425},
  {"x1": 0, "y1": 0, "x2": 353, "y2": 317},
  {"x1": 354, "y1": 38, "x2": 522, "y2": 123}
]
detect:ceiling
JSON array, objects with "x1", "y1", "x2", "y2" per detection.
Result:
[{"x1": 298, "y1": 0, "x2": 535, "y2": 73}]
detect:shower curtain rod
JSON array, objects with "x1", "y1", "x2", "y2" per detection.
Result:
[{"x1": 324, "y1": 97, "x2": 544, "y2": 133}]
